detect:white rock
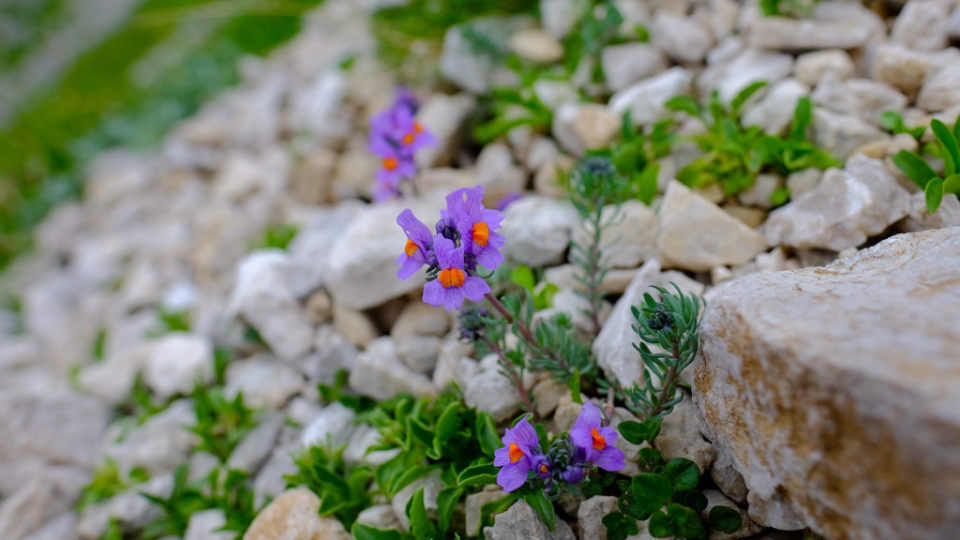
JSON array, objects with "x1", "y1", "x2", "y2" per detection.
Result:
[
  {"x1": 244, "y1": 488, "x2": 352, "y2": 540},
  {"x1": 143, "y1": 334, "x2": 214, "y2": 399},
  {"x1": 286, "y1": 202, "x2": 364, "y2": 298},
  {"x1": 483, "y1": 501, "x2": 577, "y2": 540},
  {"x1": 900, "y1": 190, "x2": 960, "y2": 232},
  {"x1": 659, "y1": 181, "x2": 769, "y2": 272},
  {"x1": 509, "y1": 28, "x2": 564, "y2": 63},
  {"x1": 592, "y1": 261, "x2": 705, "y2": 386},
  {"x1": 77, "y1": 474, "x2": 173, "y2": 538},
  {"x1": 917, "y1": 63, "x2": 960, "y2": 113},
  {"x1": 601, "y1": 43, "x2": 668, "y2": 92},
  {"x1": 415, "y1": 93, "x2": 476, "y2": 168},
  {"x1": 698, "y1": 48, "x2": 792, "y2": 106},
  {"x1": 871, "y1": 43, "x2": 938, "y2": 100},
  {"x1": 464, "y1": 369, "x2": 524, "y2": 423},
  {"x1": 710, "y1": 446, "x2": 748, "y2": 505},
  {"x1": 652, "y1": 11, "x2": 714, "y2": 64},
  {"x1": 525, "y1": 137, "x2": 560, "y2": 171},
  {"x1": 741, "y1": 78, "x2": 809, "y2": 135},
  {"x1": 224, "y1": 357, "x2": 304, "y2": 410},
  {"x1": 79, "y1": 342, "x2": 152, "y2": 406},
  {"x1": 747, "y1": 490, "x2": 807, "y2": 531},
  {"x1": 533, "y1": 79, "x2": 578, "y2": 110},
  {"x1": 465, "y1": 488, "x2": 507, "y2": 537},
  {"x1": 396, "y1": 335, "x2": 441, "y2": 375},
  {"x1": 474, "y1": 143, "x2": 527, "y2": 204},
  {"x1": 540, "y1": 0, "x2": 588, "y2": 39},
  {"x1": 794, "y1": 49, "x2": 854, "y2": 87},
  {"x1": 22, "y1": 512, "x2": 76, "y2": 540},
  {"x1": 439, "y1": 18, "x2": 526, "y2": 94},
  {"x1": 184, "y1": 509, "x2": 235, "y2": 540},
  {"x1": 609, "y1": 67, "x2": 694, "y2": 126},
  {"x1": 571, "y1": 200, "x2": 659, "y2": 268},
  {"x1": 657, "y1": 395, "x2": 716, "y2": 473},
  {"x1": 764, "y1": 155, "x2": 911, "y2": 250},
  {"x1": 300, "y1": 402, "x2": 357, "y2": 450},
  {"x1": 391, "y1": 469, "x2": 444, "y2": 531},
  {"x1": 706, "y1": 36, "x2": 744, "y2": 66},
  {"x1": 105, "y1": 400, "x2": 196, "y2": 475},
  {"x1": 433, "y1": 340, "x2": 480, "y2": 390},
  {"x1": 253, "y1": 447, "x2": 298, "y2": 508},
  {"x1": 332, "y1": 304, "x2": 379, "y2": 348},
  {"x1": 343, "y1": 425, "x2": 399, "y2": 467},
  {"x1": 812, "y1": 74, "x2": 908, "y2": 126},
  {"x1": 552, "y1": 103, "x2": 620, "y2": 156},
  {"x1": 355, "y1": 505, "x2": 402, "y2": 531},
  {"x1": 812, "y1": 108, "x2": 889, "y2": 159},
  {"x1": 786, "y1": 168, "x2": 822, "y2": 198},
  {"x1": 694, "y1": 228, "x2": 960, "y2": 540},
  {"x1": 391, "y1": 303, "x2": 450, "y2": 339},
  {"x1": 891, "y1": 0, "x2": 950, "y2": 51},
  {"x1": 348, "y1": 338, "x2": 436, "y2": 400},
  {"x1": 0, "y1": 468, "x2": 87, "y2": 540},
  {"x1": 230, "y1": 251, "x2": 314, "y2": 361},
  {"x1": 745, "y1": 9, "x2": 877, "y2": 50},
  {"x1": 227, "y1": 413, "x2": 284, "y2": 474},
  {"x1": 501, "y1": 196, "x2": 579, "y2": 266},
  {"x1": 577, "y1": 496, "x2": 619, "y2": 540}
]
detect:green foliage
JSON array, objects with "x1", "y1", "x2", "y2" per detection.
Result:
[
  {"x1": 473, "y1": 57, "x2": 554, "y2": 144},
  {"x1": 114, "y1": 374, "x2": 168, "y2": 427},
  {"x1": 562, "y1": 1, "x2": 624, "y2": 83},
  {"x1": 666, "y1": 86, "x2": 839, "y2": 202},
  {"x1": 892, "y1": 112, "x2": 960, "y2": 213},
  {"x1": 508, "y1": 264, "x2": 559, "y2": 310},
  {"x1": 759, "y1": 0, "x2": 820, "y2": 18},
  {"x1": 622, "y1": 284, "x2": 701, "y2": 420},
  {"x1": 879, "y1": 110, "x2": 925, "y2": 141},
  {"x1": 191, "y1": 386, "x2": 258, "y2": 463},
  {"x1": 91, "y1": 328, "x2": 108, "y2": 362},
  {"x1": 96, "y1": 518, "x2": 124, "y2": 540},
  {"x1": 146, "y1": 307, "x2": 192, "y2": 338},
  {"x1": 141, "y1": 465, "x2": 258, "y2": 539},
  {"x1": 250, "y1": 223, "x2": 299, "y2": 251},
  {"x1": 76, "y1": 458, "x2": 150, "y2": 513},
  {"x1": 285, "y1": 445, "x2": 374, "y2": 529}
]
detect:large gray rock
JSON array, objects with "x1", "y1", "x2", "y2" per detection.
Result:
[
  {"x1": 501, "y1": 196, "x2": 579, "y2": 266},
  {"x1": 811, "y1": 74, "x2": 908, "y2": 126},
  {"x1": 439, "y1": 18, "x2": 528, "y2": 94},
  {"x1": 105, "y1": 399, "x2": 196, "y2": 476},
  {"x1": 891, "y1": 0, "x2": 951, "y2": 52},
  {"x1": 764, "y1": 155, "x2": 911, "y2": 251},
  {"x1": 917, "y1": 63, "x2": 960, "y2": 113},
  {"x1": 812, "y1": 108, "x2": 889, "y2": 159},
  {"x1": 464, "y1": 369, "x2": 524, "y2": 423},
  {"x1": 658, "y1": 181, "x2": 768, "y2": 272},
  {"x1": 601, "y1": 43, "x2": 668, "y2": 92},
  {"x1": 697, "y1": 48, "x2": 792, "y2": 106},
  {"x1": 693, "y1": 227, "x2": 960, "y2": 540},
  {"x1": 0, "y1": 468, "x2": 88, "y2": 540},
  {"x1": 745, "y1": 2, "x2": 881, "y2": 51},
  {"x1": 609, "y1": 67, "x2": 694, "y2": 126},
  {"x1": 0, "y1": 390, "x2": 109, "y2": 468},
  {"x1": 143, "y1": 333, "x2": 214, "y2": 399},
  {"x1": 224, "y1": 356, "x2": 304, "y2": 410},
  {"x1": 348, "y1": 338, "x2": 436, "y2": 401},
  {"x1": 77, "y1": 473, "x2": 173, "y2": 539},
  {"x1": 244, "y1": 488, "x2": 352, "y2": 540},
  {"x1": 651, "y1": 11, "x2": 714, "y2": 65},
  {"x1": 483, "y1": 500, "x2": 577, "y2": 540},
  {"x1": 571, "y1": 200, "x2": 659, "y2": 269}
]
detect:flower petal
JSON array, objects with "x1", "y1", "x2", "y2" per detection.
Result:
[
  {"x1": 497, "y1": 462, "x2": 529, "y2": 492},
  {"x1": 397, "y1": 255, "x2": 423, "y2": 280},
  {"x1": 462, "y1": 276, "x2": 490, "y2": 302},
  {"x1": 397, "y1": 209, "x2": 433, "y2": 246},
  {"x1": 573, "y1": 401, "x2": 602, "y2": 432},
  {"x1": 442, "y1": 284, "x2": 465, "y2": 311},
  {"x1": 422, "y1": 281, "x2": 444, "y2": 307},
  {"x1": 493, "y1": 444, "x2": 512, "y2": 467},
  {"x1": 433, "y1": 236, "x2": 465, "y2": 271},
  {"x1": 508, "y1": 417, "x2": 540, "y2": 448},
  {"x1": 593, "y1": 446, "x2": 626, "y2": 472}
]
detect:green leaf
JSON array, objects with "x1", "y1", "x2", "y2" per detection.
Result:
[
  {"x1": 664, "y1": 458, "x2": 700, "y2": 491},
  {"x1": 789, "y1": 97, "x2": 813, "y2": 142},
  {"x1": 636, "y1": 163, "x2": 659, "y2": 206},
  {"x1": 667, "y1": 503, "x2": 706, "y2": 538},
  {"x1": 457, "y1": 463, "x2": 498, "y2": 487},
  {"x1": 664, "y1": 96, "x2": 700, "y2": 118},
  {"x1": 770, "y1": 186, "x2": 790, "y2": 206},
  {"x1": 926, "y1": 178, "x2": 945, "y2": 213},
  {"x1": 648, "y1": 509, "x2": 675, "y2": 538},
  {"x1": 709, "y1": 505, "x2": 743, "y2": 533},
  {"x1": 759, "y1": 0, "x2": 780, "y2": 16},
  {"x1": 602, "y1": 511, "x2": 639, "y2": 540},
  {"x1": 388, "y1": 465, "x2": 433, "y2": 498},
  {"x1": 943, "y1": 174, "x2": 960, "y2": 195},
  {"x1": 631, "y1": 473, "x2": 673, "y2": 513},
  {"x1": 569, "y1": 369, "x2": 582, "y2": 404},
  {"x1": 434, "y1": 401, "x2": 461, "y2": 446},
  {"x1": 618, "y1": 418, "x2": 661, "y2": 445},
  {"x1": 618, "y1": 490, "x2": 652, "y2": 521},
  {"x1": 892, "y1": 150, "x2": 938, "y2": 189},
  {"x1": 477, "y1": 412, "x2": 501, "y2": 458},
  {"x1": 509, "y1": 265, "x2": 537, "y2": 292},
  {"x1": 673, "y1": 490, "x2": 708, "y2": 514},
  {"x1": 352, "y1": 523, "x2": 410, "y2": 540},
  {"x1": 731, "y1": 81, "x2": 767, "y2": 116},
  {"x1": 932, "y1": 119, "x2": 960, "y2": 176},
  {"x1": 535, "y1": 283, "x2": 559, "y2": 310},
  {"x1": 436, "y1": 486, "x2": 463, "y2": 536},
  {"x1": 523, "y1": 490, "x2": 556, "y2": 531},
  {"x1": 407, "y1": 487, "x2": 437, "y2": 540},
  {"x1": 879, "y1": 110, "x2": 904, "y2": 132}
]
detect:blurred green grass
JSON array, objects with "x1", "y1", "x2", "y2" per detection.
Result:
[{"x1": 0, "y1": 0, "x2": 323, "y2": 270}]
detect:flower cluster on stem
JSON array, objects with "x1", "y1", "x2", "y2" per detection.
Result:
[{"x1": 368, "y1": 87, "x2": 436, "y2": 201}]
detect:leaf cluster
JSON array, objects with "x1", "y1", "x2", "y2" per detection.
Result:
[
  {"x1": 473, "y1": 57, "x2": 554, "y2": 144},
  {"x1": 759, "y1": 0, "x2": 820, "y2": 18},
  {"x1": 622, "y1": 284, "x2": 701, "y2": 420},
  {"x1": 507, "y1": 264, "x2": 558, "y2": 311},
  {"x1": 666, "y1": 83, "x2": 839, "y2": 202},
  {"x1": 249, "y1": 223, "x2": 298, "y2": 251},
  {"x1": 891, "y1": 112, "x2": 960, "y2": 213},
  {"x1": 285, "y1": 444, "x2": 374, "y2": 529},
  {"x1": 141, "y1": 465, "x2": 258, "y2": 539},
  {"x1": 602, "y1": 455, "x2": 742, "y2": 540},
  {"x1": 562, "y1": 1, "x2": 625, "y2": 84},
  {"x1": 76, "y1": 458, "x2": 150, "y2": 513},
  {"x1": 879, "y1": 110, "x2": 926, "y2": 141},
  {"x1": 191, "y1": 386, "x2": 258, "y2": 463}
]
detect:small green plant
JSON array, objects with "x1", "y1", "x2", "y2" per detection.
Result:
[
  {"x1": 562, "y1": 0, "x2": 624, "y2": 83},
  {"x1": 114, "y1": 374, "x2": 167, "y2": 428},
  {"x1": 760, "y1": 0, "x2": 820, "y2": 18},
  {"x1": 473, "y1": 56, "x2": 554, "y2": 144},
  {"x1": 91, "y1": 328, "x2": 108, "y2": 362},
  {"x1": 285, "y1": 445, "x2": 374, "y2": 530},
  {"x1": 505, "y1": 264, "x2": 558, "y2": 311},
  {"x1": 191, "y1": 386, "x2": 258, "y2": 463},
  {"x1": 76, "y1": 458, "x2": 150, "y2": 512},
  {"x1": 891, "y1": 112, "x2": 960, "y2": 213},
  {"x1": 666, "y1": 84, "x2": 838, "y2": 202},
  {"x1": 146, "y1": 307, "x2": 192, "y2": 338},
  {"x1": 95, "y1": 518, "x2": 124, "y2": 540},
  {"x1": 879, "y1": 110, "x2": 926, "y2": 142},
  {"x1": 249, "y1": 223, "x2": 298, "y2": 251}
]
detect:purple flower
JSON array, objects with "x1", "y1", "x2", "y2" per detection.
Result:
[
  {"x1": 396, "y1": 209, "x2": 434, "y2": 279},
  {"x1": 375, "y1": 152, "x2": 417, "y2": 202},
  {"x1": 443, "y1": 186, "x2": 505, "y2": 271},
  {"x1": 493, "y1": 417, "x2": 542, "y2": 492},
  {"x1": 393, "y1": 85, "x2": 420, "y2": 113},
  {"x1": 369, "y1": 106, "x2": 435, "y2": 158},
  {"x1": 495, "y1": 192, "x2": 523, "y2": 211},
  {"x1": 422, "y1": 236, "x2": 489, "y2": 310},
  {"x1": 569, "y1": 402, "x2": 625, "y2": 472}
]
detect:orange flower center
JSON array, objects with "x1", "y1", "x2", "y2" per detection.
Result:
[
  {"x1": 404, "y1": 239, "x2": 418, "y2": 257},
  {"x1": 414, "y1": 121, "x2": 423, "y2": 133},
  {"x1": 383, "y1": 157, "x2": 398, "y2": 171},
  {"x1": 402, "y1": 132, "x2": 415, "y2": 145},
  {"x1": 591, "y1": 428, "x2": 606, "y2": 451},
  {"x1": 508, "y1": 442, "x2": 524, "y2": 463},
  {"x1": 438, "y1": 268, "x2": 465, "y2": 289},
  {"x1": 539, "y1": 463, "x2": 549, "y2": 474},
  {"x1": 471, "y1": 222, "x2": 490, "y2": 247}
]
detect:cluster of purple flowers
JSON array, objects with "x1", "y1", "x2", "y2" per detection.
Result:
[
  {"x1": 369, "y1": 87, "x2": 437, "y2": 201},
  {"x1": 494, "y1": 402, "x2": 625, "y2": 494},
  {"x1": 396, "y1": 185, "x2": 506, "y2": 310}
]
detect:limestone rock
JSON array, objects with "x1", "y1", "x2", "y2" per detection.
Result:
[
  {"x1": 900, "y1": 190, "x2": 960, "y2": 233},
  {"x1": 609, "y1": 67, "x2": 694, "y2": 126},
  {"x1": 439, "y1": 18, "x2": 526, "y2": 94},
  {"x1": 390, "y1": 303, "x2": 450, "y2": 339},
  {"x1": 300, "y1": 402, "x2": 357, "y2": 451},
  {"x1": 396, "y1": 335, "x2": 441, "y2": 375},
  {"x1": 891, "y1": 0, "x2": 950, "y2": 52},
  {"x1": 464, "y1": 369, "x2": 524, "y2": 423},
  {"x1": 701, "y1": 490, "x2": 762, "y2": 540},
  {"x1": 348, "y1": 338, "x2": 436, "y2": 400},
  {"x1": 540, "y1": 0, "x2": 588, "y2": 40},
  {"x1": 745, "y1": 10, "x2": 876, "y2": 51},
  {"x1": 244, "y1": 488, "x2": 352, "y2": 540},
  {"x1": 415, "y1": 93, "x2": 476, "y2": 169},
  {"x1": 917, "y1": 63, "x2": 960, "y2": 113},
  {"x1": 105, "y1": 399, "x2": 196, "y2": 475},
  {"x1": 184, "y1": 509, "x2": 235, "y2": 540},
  {"x1": 871, "y1": 43, "x2": 936, "y2": 99},
  {"x1": 474, "y1": 143, "x2": 527, "y2": 205},
  {"x1": 811, "y1": 75, "x2": 908, "y2": 126},
  {"x1": 812, "y1": 108, "x2": 889, "y2": 159},
  {"x1": 659, "y1": 181, "x2": 768, "y2": 272},
  {"x1": 601, "y1": 43, "x2": 668, "y2": 92},
  {"x1": 794, "y1": 49, "x2": 854, "y2": 87},
  {"x1": 355, "y1": 505, "x2": 402, "y2": 531},
  {"x1": 658, "y1": 396, "x2": 716, "y2": 474},
  {"x1": 286, "y1": 202, "x2": 364, "y2": 298},
  {"x1": 509, "y1": 28, "x2": 564, "y2": 63},
  {"x1": 78, "y1": 342, "x2": 152, "y2": 406},
  {"x1": 652, "y1": 11, "x2": 714, "y2": 64},
  {"x1": 710, "y1": 446, "x2": 748, "y2": 505},
  {"x1": 483, "y1": 500, "x2": 577, "y2": 540},
  {"x1": 0, "y1": 468, "x2": 88, "y2": 540},
  {"x1": 22, "y1": 512, "x2": 77, "y2": 540},
  {"x1": 577, "y1": 496, "x2": 619, "y2": 540},
  {"x1": 77, "y1": 474, "x2": 173, "y2": 538},
  {"x1": 552, "y1": 104, "x2": 620, "y2": 156},
  {"x1": 693, "y1": 227, "x2": 960, "y2": 540},
  {"x1": 224, "y1": 357, "x2": 304, "y2": 410},
  {"x1": 698, "y1": 48, "x2": 792, "y2": 106},
  {"x1": 571, "y1": 200, "x2": 659, "y2": 269},
  {"x1": 144, "y1": 334, "x2": 214, "y2": 399},
  {"x1": 741, "y1": 78, "x2": 809, "y2": 136},
  {"x1": 465, "y1": 488, "x2": 506, "y2": 537},
  {"x1": 227, "y1": 413, "x2": 284, "y2": 474},
  {"x1": 501, "y1": 196, "x2": 579, "y2": 266},
  {"x1": 764, "y1": 155, "x2": 911, "y2": 251}
]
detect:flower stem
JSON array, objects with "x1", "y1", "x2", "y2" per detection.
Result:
[
  {"x1": 483, "y1": 292, "x2": 570, "y2": 371},
  {"x1": 648, "y1": 341, "x2": 681, "y2": 420}
]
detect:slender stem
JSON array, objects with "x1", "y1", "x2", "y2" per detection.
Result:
[
  {"x1": 483, "y1": 292, "x2": 569, "y2": 371},
  {"x1": 648, "y1": 341, "x2": 681, "y2": 419},
  {"x1": 604, "y1": 386, "x2": 615, "y2": 421},
  {"x1": 478, "y1": 334, "x2": 538, "y2": 422},
  {"x1": 587, "y1": 208, "x2": 604, "y2": 336}
]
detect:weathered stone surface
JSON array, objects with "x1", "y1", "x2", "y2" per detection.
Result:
[
  {"x1": 244, "y1": 487, "x2": 352, "y2": 540},
  {"x1": 741, "y1": 78, "x2": 809, "y2": 135},
  {"x1": 577, "y1": 496, "x2": 619, "y2": 540},
  {"x1": 464, "y1": 369, "x2": 523, "y2": 423},
  {"x1": 764, "y1": 155, "x2": 911, "y2": 251},
  {"x1": 891, "y1": 0, "x2": 950, "y2": 51},
  {"x1": 144, "y1": 333, "x2": 214, "y2": 399},
  {"x1": 185, "y1": 509, "x2": 235, "y2": 540},
  {"x1": 659, "y1": 181, "x2": 768, "y2": 272},
  {"x1": 225, "y1": 357, "x2": 304, "y2": 410},
  {"x1": 651, "y1": 11, "x2": 714, "y2": 64},
  {"x1": 811, "y1": 75, "x2": 908, "y2": 126},
  {"x1": 552, "y1": 103, "x2": 620, "y2": 156},
  {"x1": 0, "y1": 468, "x2": 88, "y2": 540},
  {"x1": 601, "y1": 43, "x2": 668, "y2": 92},
  {"x1": 658, "y1": 396, "x2": 715, "y2": 474},
  {"x1": 812, "y1": 108, "x2": 889, "y2": 159},
  {"x1": 571, "y1": 200, "x2": 659, "y2": 269},
  {"x1": 465, "y1": 488, "x2": 506, "y2": 537},
  {"x1": 917, "y1": 64, "x2": 960, "y2": 113},
  {"x1": 501, "y1": 196, "x2": 579, "y2": 267},
  {"x1": 697, "y1": 48, "x2": 792, "y2": 105},
  {"x1": 439, "y1": 18, "x2": 527, "y2": 95},
  {"x1": 509, "y1": 28, "x2": 564, "y2": 63},
  {"x1": 483, "y1": 500, "x2": 577, "y2": 540},
  {"x1": 693, "y1": 227, "x2": 960, "y2": 540},
  {"x1": 105, "y1": 399, "x2": 196, "y2": 475},
  {"x1": 609, "y1": 67, "x2": 694, "y2": 126},
  {"x1": 355, "y1": 504, "x2": 402, "y2": 531},
  {"x1": 348, "y1": 338, "x2": 436, "y2": 400},
  {"x1": 794, "y1": 49, "x2": 854, "y2": 87}
]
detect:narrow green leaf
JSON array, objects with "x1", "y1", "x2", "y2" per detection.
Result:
[
  {"x1": 523, "y1": 490, "x2": 556, "y2": 531},
  {"x1": 667, "y1": 502, "x2": 706, "y2": 538},
  {"x1": 476, "y1": 412, "x2": 501, "y2": 458},
  {"x1": 926, "y1": 178, "x2": 945, "y2": 213},
  {"x1": 637, "y1": 163, "x2": 659, "y2": 206},
  {"x1": 434, "y1": 401, "x2": 461, "y2": 445},
  {"x1": 631, "y1": 473, "x2": 673, "y2": 513},
  {"x1": 664, "y1": 96, "x2": 701, "y2": 118},
  {"x1": 892, "y1": 150, "x2": 938, "y2": 189},
  {"x1": 456, "y1": 463, "x2": 498, "y2": 487},
  {"x1": 352, "y1": 523, "x2": 410, "y2": 540},
  {"x1": 731, "y1": 81, "x2": 768, "y2": 116},
  {"x1": 664, "y1": 458, "x2": 700, "y2": 491},
  {"x1": 932, "y1": 119, "x2": 960, "y2": 176},
  {"x1": 509, "y1": 265, "x2": 536, "y2": 292},
  {"x1": 388, "y1": 465, "x2": 433, "y2": 498},
  {"x1": 407, "y1": 487, "x2": 437, "y2": 540},
  {"x1": 569, "y1": 369, "x2": 582, "y2": 404},
  {"x1": 436, "y1": 486, "x2": 463, "y2": 536},
  {"x1": 790, "y1": 97, "x2": 813, "y2": 141},
  {"x1": 943, "y1": 174, "x2": 960, "y2": 195},
  {"x1": 648, "y1": 509, "x2": 675, "y2": 538},
  {"x1": 709, "y1": 505, "x2": 743, "y2": 533}
]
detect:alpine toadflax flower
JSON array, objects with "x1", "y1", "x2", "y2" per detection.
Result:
[
  {"x1": 368, "y1": 87, "x2": 436, "y2": 201},
  {"x1": 493, "y1": 417, "x2": 544, "y2": 492},
  {"x1": 569, "y1": 402, "x2": 625, "y2": 472},
  {"x1": 395, "y1": 185, "x2": 505, "y2": 310}
]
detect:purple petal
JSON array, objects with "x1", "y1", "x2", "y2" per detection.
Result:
[
  {"x1": 442, "y1": 285, "x2": 465, "y2": 311},
  {"x1": 573, "y1": 401, "x2": 602, "y2": 433},
  {"x1": 506, "y1": 418, "x2": 539, "y2": 448},
  {"x1": 598, "y1": 425, "x2": 618, "y2": 445},
  {"x1": 461, "y1": 276, "x2": 490, "y2": 302},
  {"x1": 497, "y1": 462, "x2": 530, "y2": 492},
  {"x1": 475, "y1": 246, "x2": 504, "y2": 270},
  {"x1": 570, "y1": 426, "x2": 593, "y2": 453},
  {"x1": 422, "y1": 281, "x2": 444, "y2": 307},
  {"x1": 397, "y1": 255, "x2": 424, "y2": 280},
  {"x1": 397, "y1": 209, "x2": 433, "y2": 246},
  {"x1": 433, "y1": 236, "x2": 465, "y2": 271},
  {"x1": 593, "y1": 446, "x2": 626, "y2": 472},
  {"x1": 460, "y1": 186, "x2": 485, "y2": 219},
  {"x1": 494, "y1": 445, "x2": 512, "y2": 467}
]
